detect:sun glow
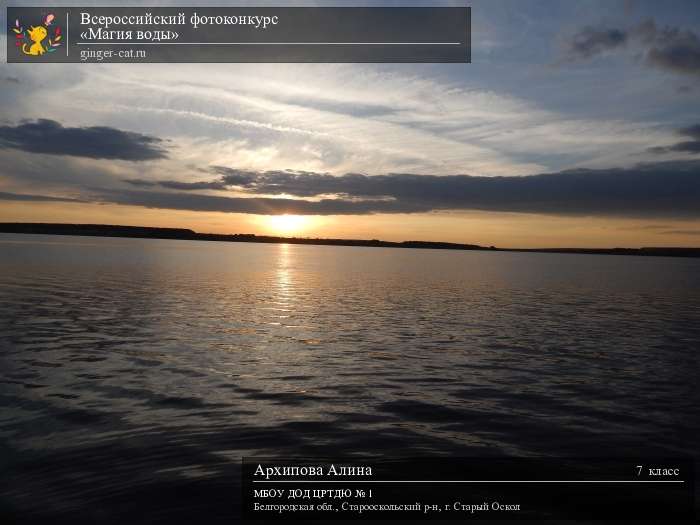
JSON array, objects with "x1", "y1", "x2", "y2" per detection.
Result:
[{"x1": 265, "y1": 214, "x2": 309, "y2": 235}]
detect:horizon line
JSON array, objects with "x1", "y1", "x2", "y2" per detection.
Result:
[{"x1": 0, "y1": 222, "x2": 699, "y2": 258}]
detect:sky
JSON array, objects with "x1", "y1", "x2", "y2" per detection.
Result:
[{"x1": 1, "y1": 0, "x2": 700, "y2": 248}]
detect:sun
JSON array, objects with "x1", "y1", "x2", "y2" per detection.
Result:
[{"x1": 265, "y1": 214, "x2": 309, "y2": 236}]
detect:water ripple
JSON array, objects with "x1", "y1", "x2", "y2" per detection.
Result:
[{"x1": 1, "y1": 234, "x2": 699, "y2": 522}]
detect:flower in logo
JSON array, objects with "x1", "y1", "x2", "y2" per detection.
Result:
[{"x1": 13, "y1": 13, "x2": 62, "y2": 56}]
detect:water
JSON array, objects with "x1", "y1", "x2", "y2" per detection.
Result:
[{"x1": 1, "y1": 233, "x2": 699, "y2": 523}]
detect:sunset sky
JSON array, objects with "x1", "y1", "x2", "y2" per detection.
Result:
[{"x1": 1, "y1": 0, "x2": 700, "y2": 248}]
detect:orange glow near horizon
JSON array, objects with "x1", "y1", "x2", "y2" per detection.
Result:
[{"x1": 1, "y1": 201, "x2": 700, "y2": 248}]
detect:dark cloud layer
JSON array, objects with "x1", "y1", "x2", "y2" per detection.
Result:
[
  {"x1": 101, "y1": 189, "x2": 422, "y2": 215},
  {"x1": 648, "y1": 124, "x2": 700, "y2": 155},
  {"x1": 0, "y1": 191, "x2": 83, "y2": 203},
  {"x1": 119, "y1": 160, "x2": 700, "y2": 218},
  {"x1": 564, "y1": 19, "x2": 700, "y2": 76},
  {"x1": 124, "y1": 178, "x2": 228, "y2": 190},
  {"x1": 0, "y1": 119, "x2": 167, "y2": 161}
]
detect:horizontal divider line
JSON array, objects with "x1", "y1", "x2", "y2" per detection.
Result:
[
  {"x1": 75, "y1": 42, "x2": 463, "y2": 46},
  {"x1": 252, "y1": 480, "x2": 685, "y2": 483}
]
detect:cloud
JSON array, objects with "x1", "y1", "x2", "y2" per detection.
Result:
[
  {"x1": 100, "y1": 189, "x2": 425, "y2": 216},
  {"x1": 2, "y1": 76, "x2": 20, "y2": 84},
  {"x1": 679, "y1": 124, "x2": 700, "y2": 139},
  {"x1": 642, "y1": 21, "x2": 700, "y2": 76},
  {"x1": 208, "y1": 166, "x2": 260, "y2": 186},
  {"x1": 649, "y1": 142, "x2": 700, "y2": 155},
  {"x1": 0, "y1": 191, "x2": 83, "y2": 203},
  {"x1": 648, "y1": 124, "x2": 700, "y2": 155},
  {"x1": 124, "y1": 178, "x2": 228, "y2": 190},
  {"x1": 563, "y1": 19, "x2": 700, "y2": 76},
  {"x1": 0, "y1": 119, "x2": 168, "y2": 161},
  {"x1": 564, "y1": 27, "x2": 627, "y2": 60},
  {"x1": 112, "y1": 160, "x2": 700, "y2": 218},
  {"x1": 124, "y1": 167, "x2": 346, "y2": 194}
]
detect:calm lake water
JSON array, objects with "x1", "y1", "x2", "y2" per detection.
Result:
[{"x1": 1, "y1": 233, "x2": 699, "y2": 523}]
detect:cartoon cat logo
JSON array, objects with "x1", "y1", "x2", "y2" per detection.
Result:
[
  {"x1": 12, "y1": 13, "x2": 62, "y2": 57},
  {"x1": 24, "y1": 25, "x2": 49, "y2": 55}
]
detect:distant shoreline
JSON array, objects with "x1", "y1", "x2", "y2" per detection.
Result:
[{"x1": 1, "y1": 222, "x2": 699, "y2": 258}]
